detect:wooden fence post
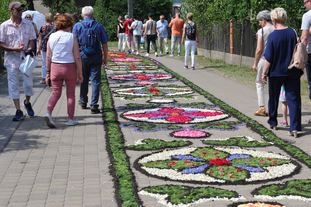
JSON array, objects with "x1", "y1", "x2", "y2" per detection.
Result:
[{"x1": 230, "y1": 19, "x2": 234, "y2": 54}]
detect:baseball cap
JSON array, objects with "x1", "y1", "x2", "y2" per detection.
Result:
[{"x1": 9, "y1": 2, "x2": 25, "y2": 10}]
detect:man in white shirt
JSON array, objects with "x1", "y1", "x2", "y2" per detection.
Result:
[
  {"x1": 156, "y1": 15, "x2": 169, "y2": 55},
  {"x1": 0, "y1": 1, "x2": 36, "y2": 121}
]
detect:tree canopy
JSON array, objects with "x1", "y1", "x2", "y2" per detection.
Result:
[{"x1": 183, "y1": 0, "x2": 305, "y2": 32}]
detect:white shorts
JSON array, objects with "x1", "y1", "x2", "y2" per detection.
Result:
[{"x1": 6, "y1": 65, "x2": 33, "y2": 99}]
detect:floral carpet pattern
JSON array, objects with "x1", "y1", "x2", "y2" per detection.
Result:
[{"x1": 103, "y1": 52, "x2": 311, "y2": 207}]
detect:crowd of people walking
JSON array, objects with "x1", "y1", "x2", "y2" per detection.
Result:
[{"x1": 0, "y1": 1, "x2": 311, "y2": 138}]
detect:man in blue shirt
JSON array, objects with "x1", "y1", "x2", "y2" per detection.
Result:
[
  {"x1": 73, "y1": 6, "x2": 108, "y2": 114},
  {"x1": 156, "y1": 15, "x2": 169, "y2": 55}
]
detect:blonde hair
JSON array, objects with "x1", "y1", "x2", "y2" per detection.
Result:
[
  {"x1": 45, "y1": 13, "x2": 53, "y2": 23},
  {"x1": 270, "y1": 7, "x2": 287, "y2": 24},
  {"x1": 187, "y1": 13, "x2": 193, "y2": 21}
]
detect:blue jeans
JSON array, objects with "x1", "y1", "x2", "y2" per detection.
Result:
[
  {"x1": 80, "y1": 57, "x2": 102, "y2": 109},
  {"x1": 306, "y1": 54, "x2": 311, "y2": 98}
]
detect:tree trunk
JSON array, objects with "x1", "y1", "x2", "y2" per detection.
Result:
[
  {"x1": 240, "y1": 21, "x2": 244, "y2": 66},
  {"x1": 26, "y1": 0, "x2": 35, "y2": 10},
  {"x1": 128, "y1": 0, "x2": 133, "y2": 17}
]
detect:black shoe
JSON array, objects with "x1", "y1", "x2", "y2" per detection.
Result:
[
  {"x1": 91, "y1": 107, "x2": 100, "y2": 114},
  {"x1": 12, "y1": 110, "x2": 25, "y2": 121},
  {"x1": 24, "y1": 100, "x2": 34, "y2": 117},
  {"x1": 79, "y1": 101, "x2": 87, "y2": 109}
]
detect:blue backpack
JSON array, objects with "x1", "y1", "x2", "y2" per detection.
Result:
[{"x1": 78, "y1": 21, "x2": 101, "y2": 56}]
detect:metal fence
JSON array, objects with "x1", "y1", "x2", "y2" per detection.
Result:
[{"x1": 198, "y1": 21, "x2": 257, "y2": 58}]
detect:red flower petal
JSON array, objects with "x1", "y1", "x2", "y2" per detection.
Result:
[
  {"x1": 183, "y1": 111, "x2": 224, "y2": 117},
  {"x1": 209, "y1": 158, "x2": 231, "y2": 166},
  {"x1": 165, "y1": 115, "x2": 193, "y2": 123},
  {"x1": 159, "y1": 107, "x2": 185, "y2": 114},
  {"x1": 124, "y1": 112, "x2": 163, "y2": 118}
]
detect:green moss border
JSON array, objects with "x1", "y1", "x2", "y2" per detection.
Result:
[
  {"x1": 126, "y1": 139, "x2": 192, "y2": 151},
  {"x1": 101, "y1": 69, "x2": 142, "y2": 207},
  {"x1": 202, "y1": 136, "x2": 272, "y2": 147},
  {"x1": 252, "y1": 179, "x2": 311, "y2": 198},
  {"x1": 154, "y1": 60, "x2": 311, "y2": 168},
  {"x1": 141, "y1": 185, "x2": 239, "y2": 205}
]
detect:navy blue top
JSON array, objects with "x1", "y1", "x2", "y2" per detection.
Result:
[{"x1": 264, "y1": 28, "x2": 297, "y2": 77}]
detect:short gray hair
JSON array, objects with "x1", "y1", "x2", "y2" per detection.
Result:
[
  {"x1": 81, "y1": 6, "x2": 94, "y2": 17},
  {"x1": 270, "y1": 7, "x2": 287, "y2": 23},
  {"x1": 256, "y1": 10, "x2": 271, "y2": 21}
]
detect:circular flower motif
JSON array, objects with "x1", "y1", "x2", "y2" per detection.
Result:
[
  {"x1": 137, "y1": 147, "x2": 298, "y2": 184},
  {"x1": 122, "y1": 107, "x2": 229, "y2": 124},
  {"x1": 114, "y1": 87, "x2": 194, "y2": 97},
  {"x1": 110, "y1": 73, "x2": 172, "y2": 81},
  {"x1": 170, "y1": 129, "x2": 210, "y2": 138}
]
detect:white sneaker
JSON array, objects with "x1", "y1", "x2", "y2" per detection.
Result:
[
  {"x1": 45, "y1": 112, "x2": 56, "y2": 128},
  {"x1": 169, "y1": 54, "x2": 174, "y2": 57},
  {"x1": 145, "y1": 53, "x2": 150, "y2": 57},
  {"x1": 65, "y1": 119, "x2": 79, "y2": 126},
  {"x1": 155, "y1": 52, "x2": 158, "y2": 57},
  {"x1": 136, "y1": 51, "x2": 139, "y2": 55}
]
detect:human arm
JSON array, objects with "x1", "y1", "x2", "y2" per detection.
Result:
[
  {"x1": 252, "y1": 33, "x2": 264, "y2": 71},
  {"x1": 37, "y1": 30, "x2": 43, "y2": 55},
  {"x1": 181, "y1": 23, "x2": 186, "y2": 44},
  {"x1": 261, "y1": 60, "x2": 271, "y2": 83},
  {"x1": 102, "y1": 43, "x2": 108, "y2": 66},
  {"x1": 0, "y1": 42, "x2": 24, "y2": 52},
  {"x1": 73, "y1": 36, "x2": 83, "y2": 83},
  {"x1": 45, "y1": 40, "x2": 52, "y2": 86},
  {"x1": 301, "y1": 14, "x2": 310, "y2": 45}
]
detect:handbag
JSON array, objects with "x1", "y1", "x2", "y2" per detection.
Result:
[
  {"x1": 288, "y1": 28, "x2": 308, "y2": 70},
  {"x1": 288, "y1": 42, "x2": 308, "y2": 70},
  {"x1": 19, "y1": 55, "x2": 37, "y2": 77}
]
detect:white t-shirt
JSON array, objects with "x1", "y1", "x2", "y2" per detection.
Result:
[
  {"x1": 256, "y1": 25, "x2": 274, "y2": 59},
  {"x1": 301, "y1": 10, "x2": 311, "y2": 54},
  {"x1": 48, "y1": 31, "x2": 75, "y2": 63}
]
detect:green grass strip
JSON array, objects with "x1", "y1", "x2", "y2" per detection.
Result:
[
  {"x1": 253, "y1": 179, "x2": 311, "y2": 198},
  {"x1": 160, "y1": 63, "x2": 311, "y2": 168},
  {"x1": 101, "y1": 69, "x2": 141, "y2": 207}
]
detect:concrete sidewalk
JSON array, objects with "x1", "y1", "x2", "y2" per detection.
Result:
[
  {"x1": 153, "y1": 54, "x2": 311, "y2": 155},
  {"x1": 0, "y1": 65, "x2": 117, "y2": 207}
]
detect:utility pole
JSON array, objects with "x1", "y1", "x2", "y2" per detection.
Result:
[{"x1": 128, "y1": 0, "x2": 133, "y2": 17}]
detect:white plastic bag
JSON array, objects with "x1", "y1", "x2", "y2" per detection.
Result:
[{"x1": 19, "y1": 55, "x2": 37, "y2": 77}]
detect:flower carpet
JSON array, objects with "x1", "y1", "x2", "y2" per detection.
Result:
[{"x1": 101, "y1": 52, "x2": 311, "y2": 207}]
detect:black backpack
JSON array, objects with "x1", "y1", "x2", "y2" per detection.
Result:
[{"x1": 185, "y1": 22, "x2": 196, "y2": 40}]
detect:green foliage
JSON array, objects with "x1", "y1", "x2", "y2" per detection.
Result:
[
  {"x1": 183, "y1": 0, "x2": 305, "y2": 32},
  {"x1": 253, "y1": 179, "x2": 311, "y2": 198},
  {"x1": 42, "y1": 0, "x2": 78, "y2": 14},
  {"x1": 202, "y1": 136, "x2": 272, "y2": 147},
  {"x1": 0, "y1": 0, "x2": 10, "y2": 23},
  {"x1": 142, "y1": 185, "x2": 239, "y2": 205},
  {"x1": 127, "y1": 139, "x2": 192, "y2": 151}
]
